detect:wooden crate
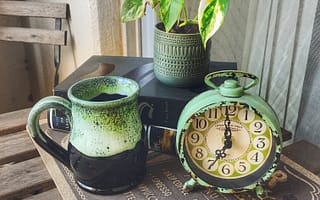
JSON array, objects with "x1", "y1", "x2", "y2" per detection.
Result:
[{"x1": 0, "y1": 108, "x2": 62, "y2": 200}]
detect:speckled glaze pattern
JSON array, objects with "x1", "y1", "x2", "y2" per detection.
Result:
[
  {"x1": 27, "y1": 76, "x2": 146, "y2": 194},
  {"x1": 28, "y1": 76, "x2": 143, "y2": 157},
  {"x1": 153, "y1": 23, "x2": 209, "y2": 87},
  {"x1": 66, "y1": 76, "x2": 142, "y2": 157}
]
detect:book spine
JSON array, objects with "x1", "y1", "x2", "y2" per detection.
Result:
[
  {"x1": 145, "y1": 124, "x2": 176, "y2": 155},
  {"x1": 47, "y1": 108, "x2": 70, "y2": 131},
  {"x1": 48, "y1": 96, "x2": 187, "y2": 131},
  {"x1": 138, "y1": 96, "x2": 187, "y2": 129}
]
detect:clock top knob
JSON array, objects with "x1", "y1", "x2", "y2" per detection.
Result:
[
  {"x1": 219, "y1": 79, "x2": 243, "y2": 98},
  {"x1": 204, "y1": 70, "x2": 259, "y2": 98}
]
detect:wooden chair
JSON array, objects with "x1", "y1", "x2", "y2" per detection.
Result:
[{"x1": 0, "y1": 0, "x2": 68, "y2": 86}]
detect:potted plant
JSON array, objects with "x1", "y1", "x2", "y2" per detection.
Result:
[{"x1": 121, "y1": 0, "x2": 230, "y2": 87}]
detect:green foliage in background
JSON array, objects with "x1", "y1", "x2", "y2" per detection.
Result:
[{"x1": 121, "y1": 0, "x2": 230, "y2": 48}]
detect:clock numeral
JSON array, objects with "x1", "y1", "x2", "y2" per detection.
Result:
[
  {"x1": 250, "y1": 120, "x2": 267, "y2": 135},
  {"x1": 227, "y1": 105, "x2": 237, "y2": 116},
  {"x1": 218, "y1": 162, "x2": 234, "y2": 176},
  {"x1": 187, "y1": 131, "x2": 203, "y2": 145},
  {"x1": 222, "y1": 105, "x2": 238, "y2": 118},
  {"x1": 193, "y1": 117, "x2": 208, "y2": 130},
  {"x1": 202, "y1": 157, "x2": 218, "y2": 171},
  {"x1": 253, "y1": 136, "x2": 269, "y2": 150},
  {"x1": 205, "y1": 108, "x2": 221, "y2": 121},
  {"x1": 235, "y1": 160, "x2": 250, "y2": 174},
  {"x1": 248, "y1": 150, "x2": 264, "y2": 165},
  {"x1": 254, "y1": 122, "x2": 263, "y2": 133},
  {"x1": 244, "y1": 109, "x2": 249, "y2": 120},
  {"x1": 196, "y1": 148, "x2": 204, "y2": 159},
  {"x1": 250, "y1": 152, "x2": 259, "y2": 162},
  {"x1": 238, "y1": 108, "x2": 255, "y2": 123},
  {"x1": 192, "y1": 147, "x2": 207, "y2": 160}
]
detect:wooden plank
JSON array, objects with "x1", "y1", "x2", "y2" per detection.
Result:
[
  {"x1": 0, "y1": 26, "x2": 67, "y2": 45},
  {"x1": 124, "y1": 21, "x2": 141, "y2": 56},
  {"x1": 23, "y1": 188, "x2": 62, "y2": 200},
  {"x1": 0, "y1": 157, "x2": 55, "y2": 200},
  {"x1": 33, "y1": 142, "x2": 78, "y2": 200},
  {"x1": 0, "y1": 130, "x2": 38, "y2": 165},
  {"x1": 91, "y1": 0, "x2": 124, "y2": 55},
  {"x1": 0, "y1": 108, "x2": 30, "y2": 136},
  {"x1": 0, "y1": 1, "x2": 67, "y2": 18}
]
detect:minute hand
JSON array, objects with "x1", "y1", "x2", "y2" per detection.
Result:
[{"x1": 224, "y1": 107, "x2": 232, "y2": 149}]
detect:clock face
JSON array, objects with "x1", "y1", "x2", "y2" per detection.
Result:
[{"x1": 184, "y1": 103, "x2": 276, "y2": 188}]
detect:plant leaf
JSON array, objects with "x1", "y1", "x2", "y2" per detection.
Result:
[
  {"x1": 121, "y1": 0, "x2": 146, "y2": 22},
  {"x1": 198, "y1": 0, "x2": 230, "y2": 48},
  {"x1": 160, "y1": 0, "x2": 184, "y2": 32},
  {"x1": 150, "y1": 0, "x2": 160, "y2": 7}
]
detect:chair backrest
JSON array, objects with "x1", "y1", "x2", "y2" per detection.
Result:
[
  {"x1": 0, "y1": 1, "x2": 68, "y2": 86},
  {"x1": 0, "y1": 1, "x2": 67, "y2": 45}
]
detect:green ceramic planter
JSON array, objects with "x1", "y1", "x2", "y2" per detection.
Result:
[{"x1": 153, "y1": 23, "x2": 209, "y2": 87}]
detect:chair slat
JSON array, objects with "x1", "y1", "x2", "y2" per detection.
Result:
[
  {"x1": 0, "y1": 1, "x2": 67, "y2": 18},
  {"x1": 0, "y1": 26, "x2": 67, "y2": 45}
]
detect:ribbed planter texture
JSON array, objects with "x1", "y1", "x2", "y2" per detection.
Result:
[{"x1": 153, "y1": 23, "x2": 209, "y2": 87}]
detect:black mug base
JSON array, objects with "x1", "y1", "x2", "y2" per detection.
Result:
[
  {"x1": 76, "y1": 172, "x2": 145, "y2": 195},
  {"x1": 69, "y1": 140, "x2": 147, "y2": 195}
]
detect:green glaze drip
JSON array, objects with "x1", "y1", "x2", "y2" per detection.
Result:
[
  {"x1": 69, "y1": 100, "x2": 142, "y2": 157},
  {"x1": 66, "y1": 76, "x2": 142, "y2": 157}
]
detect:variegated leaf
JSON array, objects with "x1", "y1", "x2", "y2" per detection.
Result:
[
  {"x1": 150, "y1": 0, "x2": 160, "y2": 7},
  {"x1": 198, "y1": 0, "x2": 230, "y2": 48},
  {"x1": 160, "y1": 0, "x2": 184, "y2": 32},
  {"x1": 121, "y1": 0, "x2": 146, "y2": 22}
]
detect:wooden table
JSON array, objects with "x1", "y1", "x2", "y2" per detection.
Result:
[
  {"x1": 31, "y1": 126, "x2": 320, "y2": 200},
  {"x1": 1, "y1": 107, "x2": 320, "y2": 200}
]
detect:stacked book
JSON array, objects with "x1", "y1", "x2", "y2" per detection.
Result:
[{"x1": 48, "y1": 56, "x2": 236, "y2": 153}]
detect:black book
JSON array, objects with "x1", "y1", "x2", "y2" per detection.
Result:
[{"x1": 48, "y1": 56, "x2": 236, "y2": 132}]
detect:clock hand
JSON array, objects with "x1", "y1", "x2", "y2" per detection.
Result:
[
  {"x1": 208, "y1": 106, "x2": 234, "y2": 167},
  {"x1": 211, "y1": 107, "x2": 233, "y2": 164},
  {"x1": 224, "y1": 107, "x2": 232, "y2": 149},
  {"x1": 209, "y1": 146, "x2": 227, "y2": 168}
]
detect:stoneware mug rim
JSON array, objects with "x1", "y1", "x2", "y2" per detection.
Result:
[{"x1": 68, "y1": 76, "x2": 140, "y2": 108}]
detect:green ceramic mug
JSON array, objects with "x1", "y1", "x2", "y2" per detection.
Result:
[{"x1": 27, "y1": 76, "x2": 147, "y2": 194}]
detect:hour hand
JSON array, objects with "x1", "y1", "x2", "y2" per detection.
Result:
[
  {"x1": 224, "y1": 118, "x2": 232, "y2": 149},
  {"x1": 208, "y1": 149, "x2": 226, "y2": 169},
  {"x1": 224, "y1": 134, "x2": 232, "y2": 149},
  {"x1": 215, "y1": 148, "x2": 227, "y2": 159}
]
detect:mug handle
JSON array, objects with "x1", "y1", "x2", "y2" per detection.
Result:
[{"x1": 27, "y1": 96, "x2": 72, "y2": 168}]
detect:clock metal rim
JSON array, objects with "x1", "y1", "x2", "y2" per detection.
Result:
[
  {"x1": 183, "y1": 135, "x2": 277, "y2": 189},
  {"x1": 176, "y1": 101, "x2": 282, "y2": 192}
]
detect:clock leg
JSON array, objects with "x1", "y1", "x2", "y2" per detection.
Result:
[
  {"x1": 183, "y1": 178, "x2": 198, "y2": 192},
  {"x1": 255, "y1": 185, "x2": 273, "y2": 200}
]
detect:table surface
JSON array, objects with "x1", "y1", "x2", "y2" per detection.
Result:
[
  {"x1": 33, "y1": 126, "x2": 320, "y2": 200},
  {"x1": 1, "y1": 108, "x2": 319, "y2": 199}
]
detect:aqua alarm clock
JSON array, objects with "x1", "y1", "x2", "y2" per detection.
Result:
[{"x1": 176, "y1": 70, "x2": 282, "y2": 196}]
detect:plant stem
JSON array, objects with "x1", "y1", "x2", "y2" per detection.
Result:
[
  {"x1": 177, "y1": 4, "x2": 187, "y2": 27},
  {"x1": 178, "y1": 6, "x2": 198, "y2": 27}
]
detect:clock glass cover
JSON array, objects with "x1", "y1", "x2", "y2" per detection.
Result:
[{"x1": 184, "y1": 103, "x2": 276, "y2": 188}]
